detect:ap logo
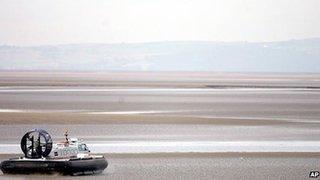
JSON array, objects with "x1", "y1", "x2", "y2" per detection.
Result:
[{"x1": 310, "y1": 171, "x2": 320, "y2": 178}]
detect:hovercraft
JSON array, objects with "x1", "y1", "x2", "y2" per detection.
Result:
[{"x1": 0, "y1": 129, "x2": 108, "y2": 175}]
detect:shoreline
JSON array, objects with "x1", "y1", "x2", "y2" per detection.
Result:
[{"x1": 0, "y1": 71, "x2": 319, "y2": 88}]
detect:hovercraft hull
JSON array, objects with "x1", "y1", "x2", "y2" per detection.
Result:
[{"x1": 0, "y1": 156, "x2": 108, "y2": 175}]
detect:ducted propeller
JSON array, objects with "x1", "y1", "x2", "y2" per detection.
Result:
[{"x1": 20, "y1": 129, "x2": 52, "y2": 158}]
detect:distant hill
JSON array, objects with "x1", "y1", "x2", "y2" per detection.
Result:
[{"x1": 1, "y1": 38, "x2": 320, "y2": 72}]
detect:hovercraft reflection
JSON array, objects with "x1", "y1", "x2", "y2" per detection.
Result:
[{"x1": 0, "y1": 129, "x2": 108, "y2": 175}]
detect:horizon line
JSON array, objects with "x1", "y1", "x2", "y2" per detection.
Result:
[{"x1": 1, "y1": 37, "x2": 320, "y2": 48}]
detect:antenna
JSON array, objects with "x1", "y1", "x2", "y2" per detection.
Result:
[{"x1": 64, "y1": 129, "x2": 69, "y2": 144}]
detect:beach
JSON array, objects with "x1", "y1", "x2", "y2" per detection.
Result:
[{"x1": 0, "y1": 71, "x2": 320, "y2": 179}]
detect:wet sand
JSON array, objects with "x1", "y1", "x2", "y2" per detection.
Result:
[
  {"x1": 1, "y1": 153, "x2": 320, "y2": 180},
  {"x1": 0, "y1": 71, "x2": 320, "y2": 179}
]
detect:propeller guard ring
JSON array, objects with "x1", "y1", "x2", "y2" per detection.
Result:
[{"x1": 20, "y1": 129, "x2": 53, "y2": 158}]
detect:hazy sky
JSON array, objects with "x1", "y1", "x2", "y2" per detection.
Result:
[{"x1": 0, "y1": 0, "x2": 320, "y2": 46}]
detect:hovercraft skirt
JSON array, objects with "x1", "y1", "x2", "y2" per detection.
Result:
[{"x1": 0, "y1": 157, "x2": 108, "y2": 175}]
